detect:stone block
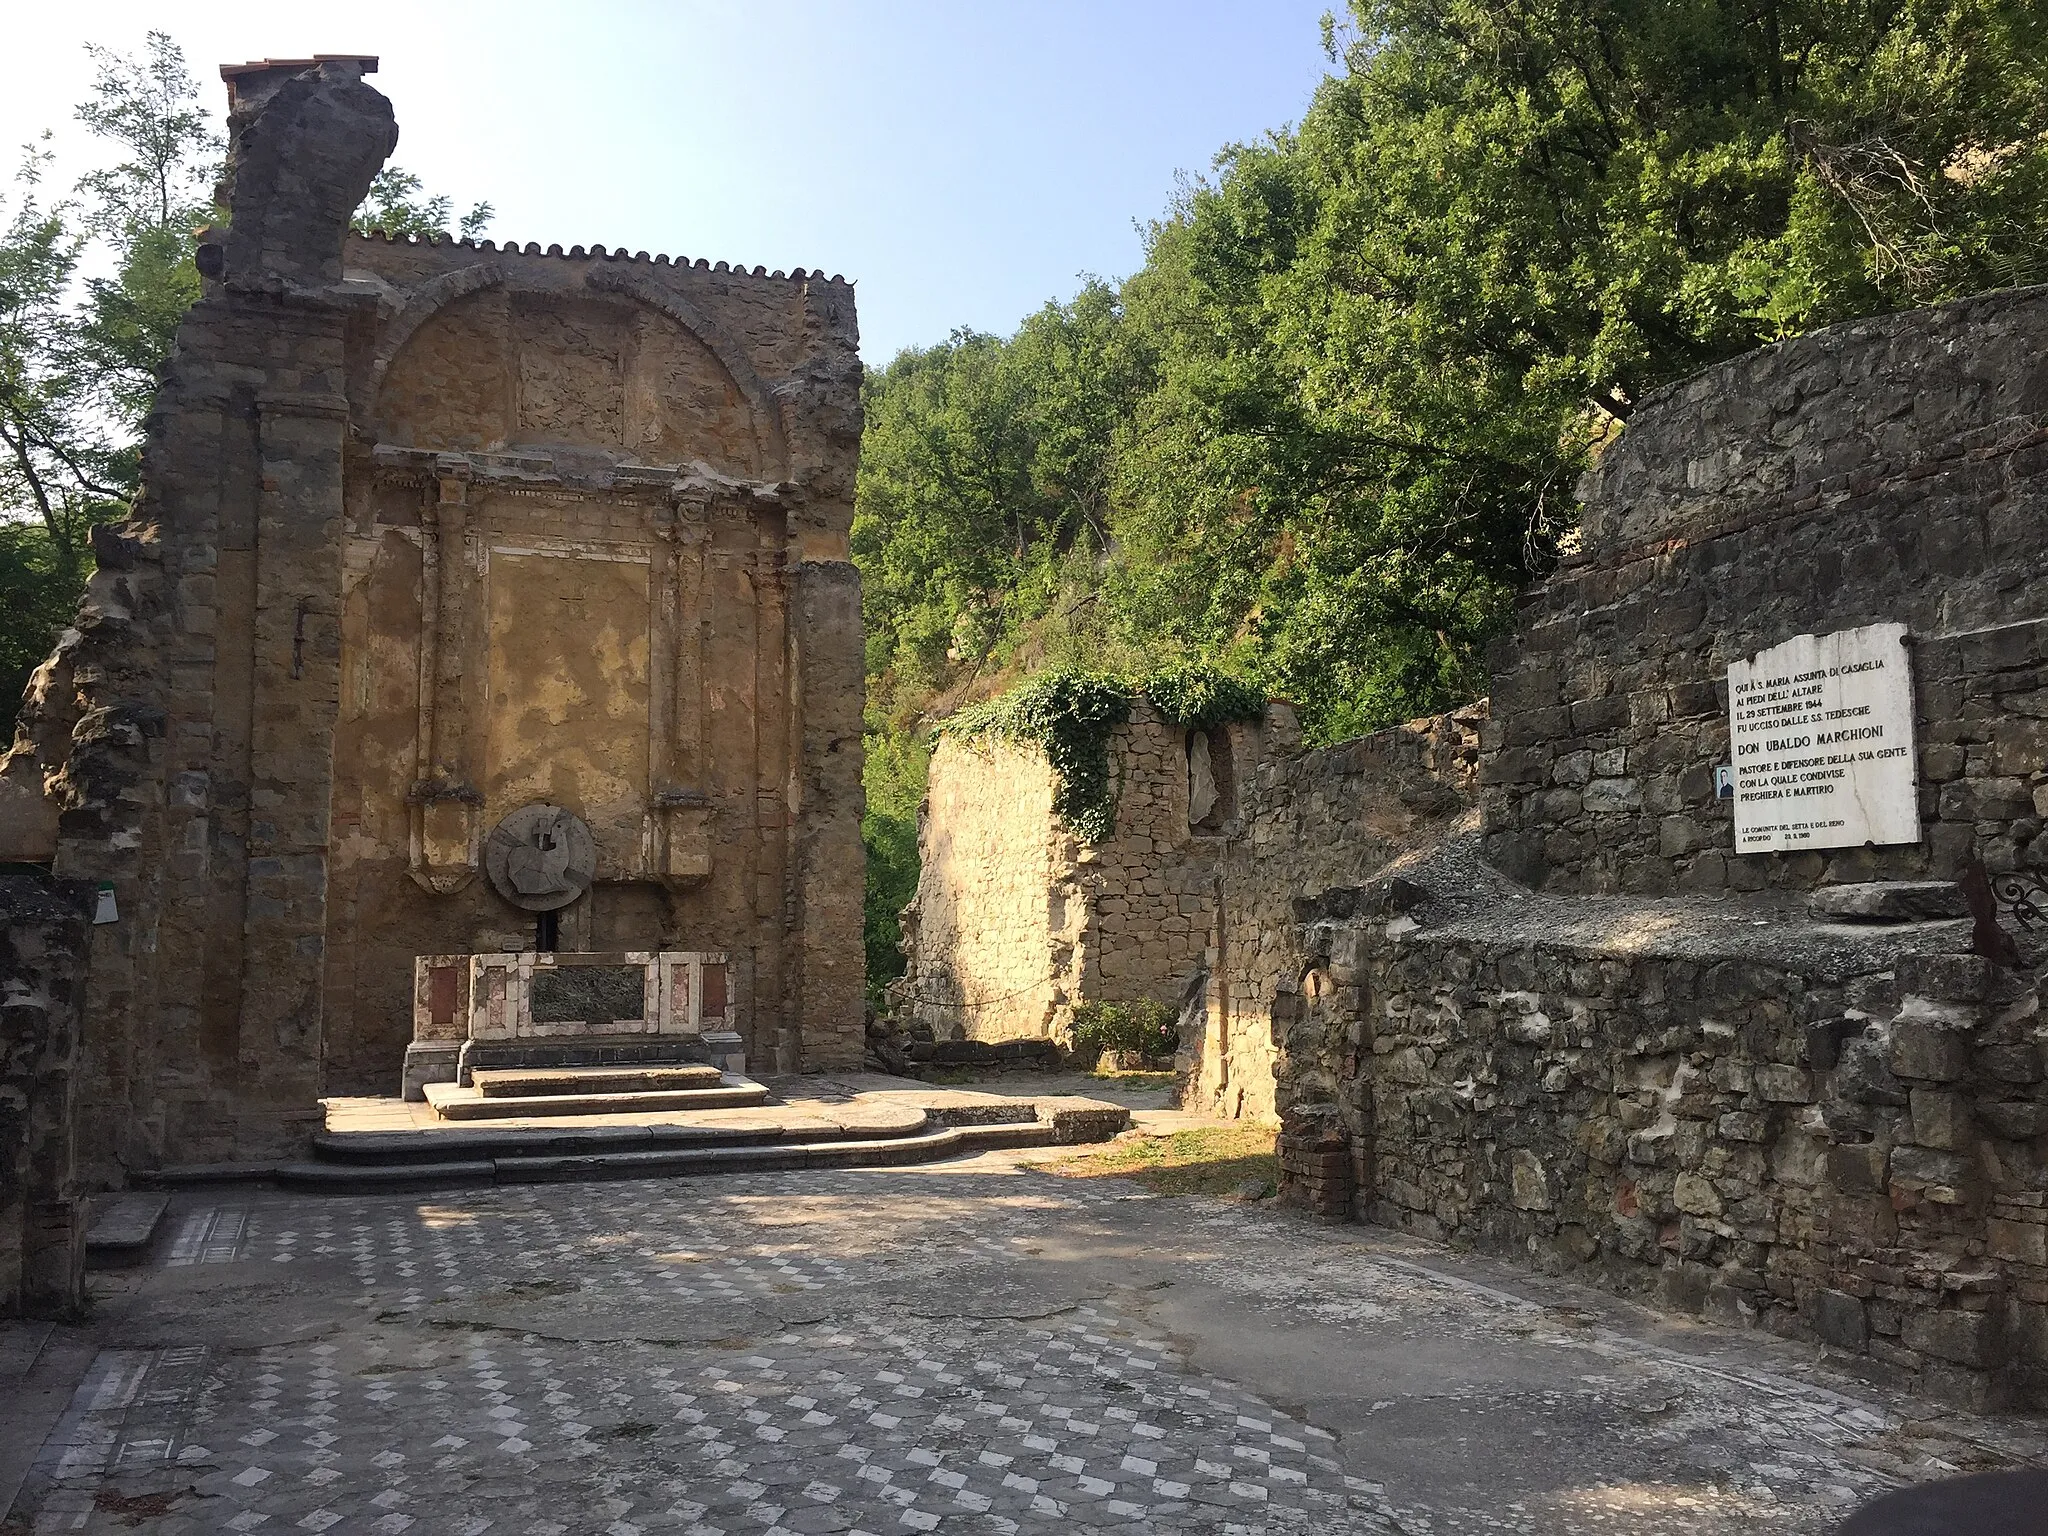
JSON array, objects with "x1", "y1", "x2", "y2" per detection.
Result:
[
  {"x1": 1827, "y1": 1143, "x2": 1888, "y2": 1193},
  {"x1": 1900, "y1": 1306, "x2": 2004, "y2": 1370},
  {"x1": 1809, "y1": 1289, "x2": 1869, "y2": 1351},
  {"x1": 1807, "y1": 882, "x2": 1968, "y2": 922},
  {"x1": 1978, "y1": 1044, "x2": 2043, "y2": 1084},
  {"x1": 1890, "y1": 1144, "x2": 1971, "y2": 1192},
  {"x1": 1888, "y1": 1022, "x2": 1970, "y2": 1083},
  {"x1": 1897, "y1": 953, "x2": 1995, "y2": 1004},
  {"x1": 1508, "y1": 1149, "x2": 1553, "y2": 1211},
  {"x1": 1581, "y1": 777, "x2": 1643, "y2": 814},
  {"x1": 1826, "y1": 1193, "x2": 1899, "y2": 1248},
  {"x1": 1673, "y1": 1171, "x2": 1721, "y2": 1216},
  {"x1": 1754, "y1": 1064, "x2": 1812, "y2": 1102},
  {"x1": 1988, "y1": 1217, "x2": 2048, "y2": 1267},
  {"x1": 1569, "y1": 696, "x2": 1629, "y2": 733},
  {"x1": 1938, "y1": 777, "x2": 2033, "y2": 822},
  {"x1": 1909, "y1": 1089, "x2": 1970, "y2": 1151},
  {"x1": 1717, "y1": 1111, "x2": 1768, "y2": 1143},
  {"x1": 1978, "y1": 1100, "x2": 2048, "y2": 1140},
  {"x1": 1658, "y1": 816, "x2": 1704, "y2": 857},
  {"x1": 1552, "y1": 750, "x2": 1593, "y2": 787}
]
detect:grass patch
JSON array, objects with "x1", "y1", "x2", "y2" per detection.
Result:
[
  {"x1": 1045, "y1": 1125, "x2": 1279, "y2": 1198},
  {"x1": 1087, "y1": 1068, "x2": 1175, "y2": 1089}
]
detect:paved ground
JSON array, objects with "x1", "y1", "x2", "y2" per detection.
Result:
[{"x1": 6, "y1": 1140, "x2": 2047, "y2": 1536}]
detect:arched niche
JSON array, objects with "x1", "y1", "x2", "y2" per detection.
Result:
[{"x1": 372, "y1": 278, "x2": 783, "y2": 479}]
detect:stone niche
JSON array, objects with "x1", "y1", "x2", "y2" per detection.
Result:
[{"x1": 0, "y1": 55, "x2": 867, "y2": 1182}]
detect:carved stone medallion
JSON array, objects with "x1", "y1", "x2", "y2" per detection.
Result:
[{"x1": 484, "y1": 803, "x2": 596, "y2": 912}]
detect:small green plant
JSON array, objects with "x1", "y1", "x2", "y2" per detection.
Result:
[{"x1": 1069, "y1": 999, "x2": 1177, "y2": 1066}]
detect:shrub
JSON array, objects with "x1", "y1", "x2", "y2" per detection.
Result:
[{"x1": 1069, "y1": 999, "x2": 1178, "y2": 1065}]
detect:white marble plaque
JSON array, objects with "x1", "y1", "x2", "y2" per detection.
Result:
[{"x1": 1727, "y1": 622, "x2": 1918, "y2": 854}]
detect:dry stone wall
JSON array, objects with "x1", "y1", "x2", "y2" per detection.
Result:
[
  {"x1": 1483, "y1": 287, "x2": 2048, "y2": 896},
  {"x1": 1282, "y1": 873, "x2": 2046, "y2": 1409},
  {"x1": 1199, "y1": 708, "x2": 1481, "y2": 1121}
]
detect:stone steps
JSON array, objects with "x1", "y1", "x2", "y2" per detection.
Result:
[
  {"x1": 221, "y1": 1119, "x2": 1064, "y2": 1194},
  {"x1": 470, "y1": 1063, "x2": 726, "y2": 1098},
  {"x1": 424, "y1": 1073, "x2": 770, "y2": 1120},
  {"x1": 308, "y1": 1111, "x2": 930, "y2": 1165},
  {"x1": 83, "y1": 1193, "x2": 170, "y2": 1268},
  {"x1": 139, "y1": 1094, "x2": 1128, "y2": 1194}
]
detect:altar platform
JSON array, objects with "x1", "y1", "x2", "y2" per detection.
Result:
[{"x1": 139, "y1": 1074, "x2": 1132, "y2": 1194}]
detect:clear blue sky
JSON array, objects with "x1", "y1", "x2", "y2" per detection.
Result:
[{"x1": 2, "y1": 1, "x2": 1339, "y2": 362}]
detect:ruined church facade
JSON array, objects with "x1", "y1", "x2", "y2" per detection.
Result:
[{"x1": 0, "y1": 57, "x2": 866, "y2": 1193}]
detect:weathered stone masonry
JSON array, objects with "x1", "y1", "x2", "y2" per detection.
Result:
[
  {"x1": 902, "y1": 692, "x2": 1479, "y2": 1121},
  {"x1": 1483, "y1": 289, "x2": 2048, "y2": 895},
  {"x1": 901, "y1": 702, "x2": 1271, "y2": 1056},
  {"x1": 0, "y1": 56, "x2": 865, "y2": 1307},
  {"x1": 1276, "y1": 288, "x2": 2048, "y2": 1408},
  {"x1": 905, "y1": 286, "x2": 2048, "y2": 1405}
]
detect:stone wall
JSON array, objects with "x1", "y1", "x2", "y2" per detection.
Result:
[
  {"x1": 900, "y1": 699, "x2": 1482, "y2": 1122},
  {"x1": 1198, "y1": 707, "x2": 1481, "y2": 1121},
  {"x1": 901, "y1": 736, "x2": 1067, "y2": 1041},
  {"x1": 0, "y1": 872, "x2": 90, "y2": 1317},
  {"x1": 0, "y1": 57, "x2": 865, "y2": 1179},
  {"x1": 1482, "y1": 287, "x2": 2048, "y2": 895},
  {"x1": 1280, "y1": 867, "x2": 2046, "y2": 1408},
  {"x1": 901, "y1": 702, "x2": 1273, "y2": 1050}
]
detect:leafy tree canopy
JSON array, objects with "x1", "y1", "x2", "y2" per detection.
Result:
[
  {"x1": 854, "y1": 0, "x2": 2048, "y2": 984},
  {"x1": 352, "y1": 167, "x2": 494, "y2": 241},
  {"x1": 1, "y1": 33, "x2": 492, "y2": 738},
  {"x1": 858, "y1": 0, "x2": 2048, "y2": 749}
]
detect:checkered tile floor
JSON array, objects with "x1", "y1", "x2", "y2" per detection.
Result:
[
  {"x1": 25, "y1": 1309, "x2": 1369, "y2": 1533},
  {"x1": 11, "y1": 1167, "x2": 2015, "y2": 1534}
]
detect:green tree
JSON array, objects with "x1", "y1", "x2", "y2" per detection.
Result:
[
  {"x1": 0, "y1": 148, "x2": 120, "y2": 596},
  {"x1": 1, "y1": 34, "x2": 495, "y2": 739},
  {"x1": 1108, "y1": 0, "x2": 2048, "y2": 737},
  {"x1": 352, "y1": 167, "x2": 494, "y2": 241},
  {"x1": 0, "y1": 32, "x2": 219, "y2": 738},
  {"x1": 860, "y1": 724, "x2": 927, "y2": 1007}
]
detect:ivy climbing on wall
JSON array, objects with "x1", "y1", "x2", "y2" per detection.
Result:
[{"x1": 941, "y1": 663, "x2": 1266, "y2": 843}]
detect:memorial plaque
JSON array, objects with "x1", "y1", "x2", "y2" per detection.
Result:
[{"x1": 1727, "y1": 621, "x2": 1918, "y2": 854}]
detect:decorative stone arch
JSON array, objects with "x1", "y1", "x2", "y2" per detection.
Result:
[
  {"x1": 365, "y1": 261, "x2": 506, "y2": 402},
  {"x1": 582, "y1": 266, "x2": 789, "y2": 476},
  {"x1": 364, "y1": 261, "x2": 790, "y2": 477}
]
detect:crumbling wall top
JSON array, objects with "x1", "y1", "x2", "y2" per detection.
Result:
[
  {"x1": 1578, "y1": 284, "x2": 2048, "y2": 560},
  {"x1": 212, "y1": 58, "x2": 396, "y2": 289}
]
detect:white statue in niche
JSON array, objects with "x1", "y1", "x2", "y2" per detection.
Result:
[{"x1": 1187, "y1": 730, "x2": 1219, "y2": 829}]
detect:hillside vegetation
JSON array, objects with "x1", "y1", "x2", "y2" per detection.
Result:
[{"x1": 855, "y1": 0, "x2": 2048, "y2": 993}]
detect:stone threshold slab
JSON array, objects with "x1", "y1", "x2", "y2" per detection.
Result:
[
  {"x1": 469, "y1": 1063, "x2": 726, "y2": 1097},
  {"x1": 83, "y1": 1193, "x2": 170, "y2": 1266}
]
